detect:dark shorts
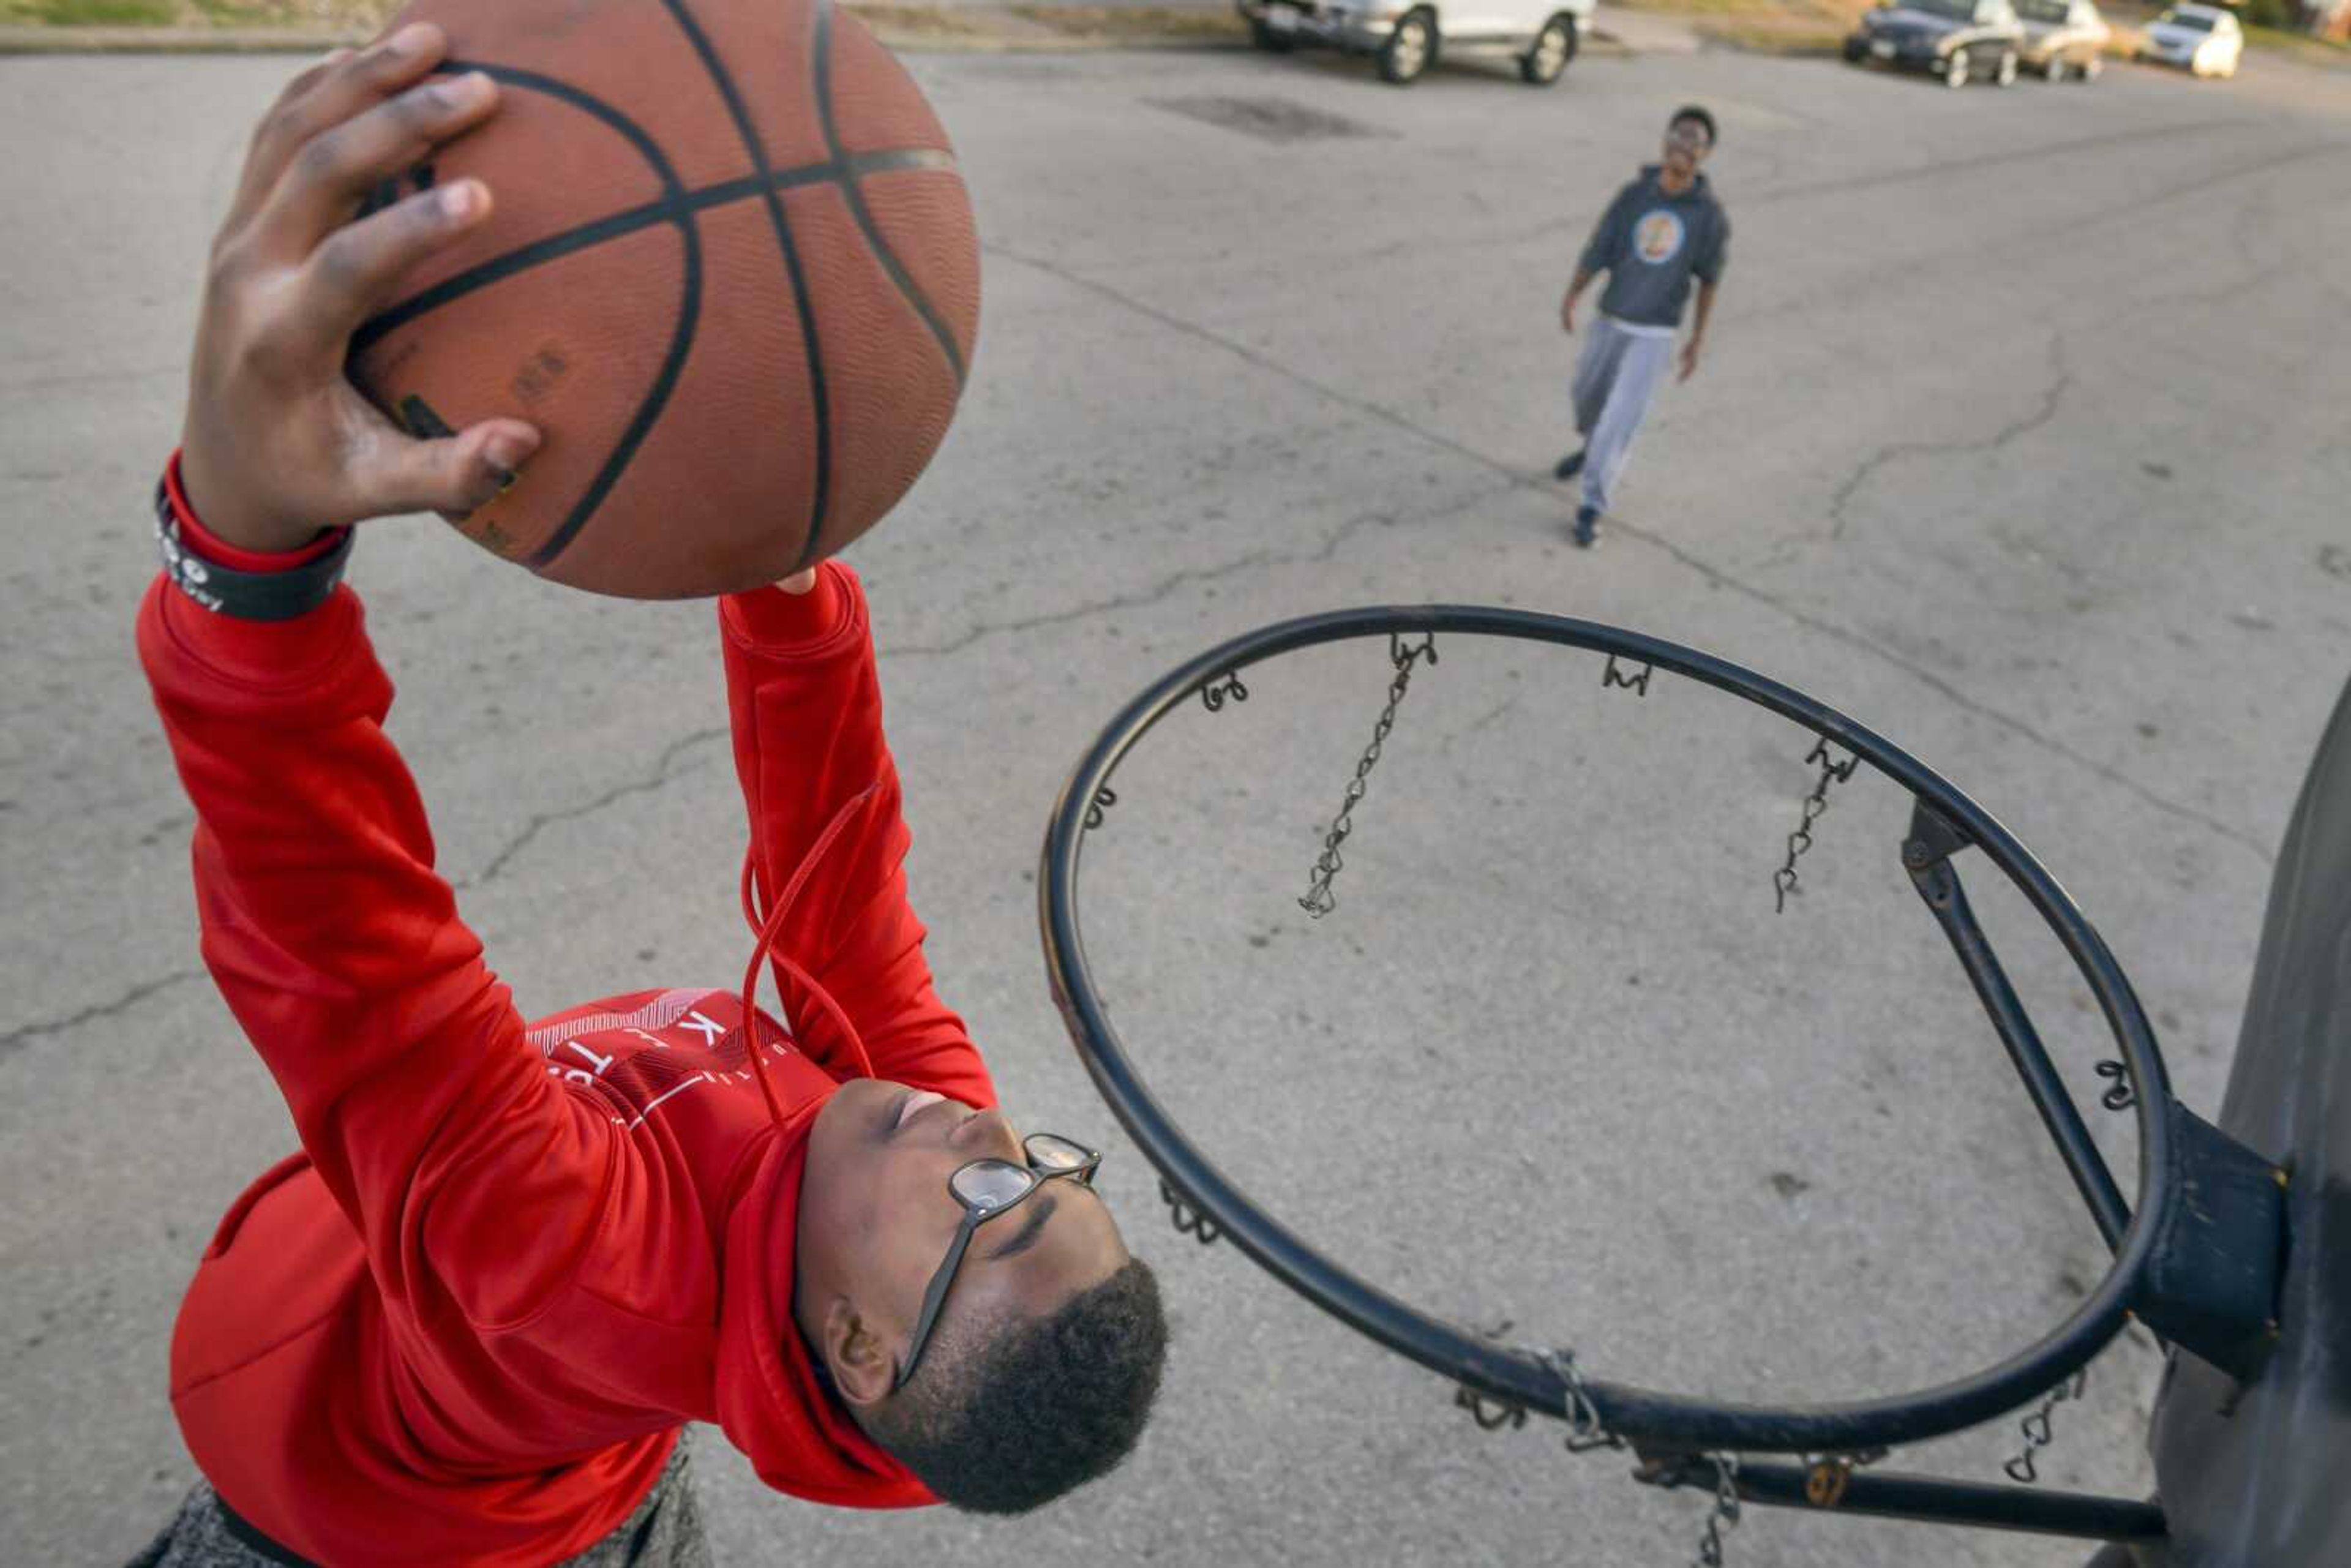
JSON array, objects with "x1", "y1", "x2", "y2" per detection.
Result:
[{"x1": 126, "y1": 1432, "x2": 710, "y2": 1568}]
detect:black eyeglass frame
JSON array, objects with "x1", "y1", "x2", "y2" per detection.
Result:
[{"x1": 893, "y1": 1133, "x2": 1101, "y2": 1392}]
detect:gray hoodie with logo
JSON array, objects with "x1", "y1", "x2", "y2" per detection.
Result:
[{"x1": 1578, "y1": 165, "x2": 1730, "y2": 331}]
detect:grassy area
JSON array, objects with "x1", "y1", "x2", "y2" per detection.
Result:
[
  {"x1": 1615, "y1": 0, "x2": 1867, "y2": 51},
  {"x1": 0, "y1": 0, "x2": 389, "y2": 24},
  {"x1": 839, "y1": 3, "x2": 1005, "y2": 37},
  {"x1": 1009, "y1": 3, "x2": 1243, "y2": 38},
  {"x1": 2243, "y1": 18, "x2": 2350, "y2": 62},
  {"x1": 4, "y1": 0, "x2": 2338, "y2": 66},
  {"x1": 1611, "y1": 0, "x2": 2342, "y2": 62},
  {"x1": 0, "y1": 0, "x2": 1247, "y2": 42}
]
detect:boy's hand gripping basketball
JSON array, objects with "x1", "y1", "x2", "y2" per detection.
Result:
[{"x1": 179, "y1": 24, "x2": 541, "y2": 555}]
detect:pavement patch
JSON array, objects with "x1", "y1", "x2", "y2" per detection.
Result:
[{"x1": 1148, "y1": 92, "x2": 1388, "y2": 140}]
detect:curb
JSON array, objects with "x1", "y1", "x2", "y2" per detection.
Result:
[
  {"x1": 1, "y1": 9, "x2": 1647, "y2": 58},
  {"x1": 1, "y1": 15, "x2": 1254, "y2": 55},
  {"x1": 0, "y1": 24, "x2": 362, "y2": 54}
]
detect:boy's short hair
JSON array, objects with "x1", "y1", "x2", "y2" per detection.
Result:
[
  {"x1": 874, "y1": 1256, "x2": 1168, "y2": 1514},
  {"x1": 1670, "y1": 105, "x2": 1719, "y2": 147}
]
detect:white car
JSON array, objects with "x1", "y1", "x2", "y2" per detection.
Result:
[
  {"x1": 1237, "y1": 0, "x2": 1597, "y2": 84},
  {"x1": 2135, "y1": 3, "x2": 2243, "y2": 77},
  {"x1": 2014, "y1": 0, "x2": 2110, "y2": 79}
]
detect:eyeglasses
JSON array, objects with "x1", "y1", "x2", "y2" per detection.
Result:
[
  {"x1": 893, "y1": 1132, "x2": 1103, "y2": 1392},
  {"x1": 1665, "y1": 124, "x2": 1712, "y2": 151}
]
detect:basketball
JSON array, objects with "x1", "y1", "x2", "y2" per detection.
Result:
[{"x1": 348, "y1": 0, "x2": 980, "y2": 599}]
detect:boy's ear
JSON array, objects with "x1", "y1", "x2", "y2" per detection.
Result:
[{"x1": 822, "y1": 1297, "x2": 899, "y2": 1410}]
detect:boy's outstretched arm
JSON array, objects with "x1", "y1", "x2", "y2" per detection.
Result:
[
  {"x1": 144, "y1": 32, "x2": 703, "y2": 1343},
  {"x1": 720, "y1": 571, "x2": 996, "y2": 1105}
]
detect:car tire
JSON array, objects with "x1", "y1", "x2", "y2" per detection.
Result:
[
  {"x1": 1843, "y1": 36, "x2": 1865, "y2": 62},
  {"x1": 1520, "y1": 13, "x2": 1575, "y2": 83},
  {"x1": 1379, "y1": 7, "x2": 1434, "y2": 83},
  {"x1": 1997, "y1": 48, "x2": 2019, "y2": 85},
  {"x1": 1249, "y1": 17, "x2": 1297, "y2": 50},
  {"x1": 1944, "y1": 48, "x2": 1971, "y2": 87}
]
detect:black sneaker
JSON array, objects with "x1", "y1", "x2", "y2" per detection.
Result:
[
  {"x1": 1553, "y1": 448, "x2": 1586, "y2": 481},
  {"x1": 1572, "y1": 506, "x2": 1600, "y2": 548}
]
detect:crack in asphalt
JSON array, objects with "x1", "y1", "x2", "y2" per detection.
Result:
[
  {"x1": 1283, "y1": 116, "x2": 2266, "y2": 274},
  {"x1": 881, "y1": 493, "x2": 1496, "y2": 662},
  {"x1": 1618, "y1": 525, "x2": 2274, "y2": 861},
  {"x1": 1644, "y1": 134, "x2": 2351, "y2": 352},
  {"x1": 988, "y1": 242, "x2": 1530, "y2": 486},
  {"x1": 988, "y1": 247, "x2": 2274, "y2": 866},
  {"x1": 0, "y1": 364, "x2": 181, "y2": 396},
  {"x1": 1753, "y1": 116, "x2": 2266, "y2": 209},
  {"x1": 1828, "y1": 331, "x2": 2072, "y2": 541},
  {"x1": 0, "y1": 969, "x2": 201, "y2": 1060},
  {"x1": 0, "y1": 730, "x2": 735, "y2": 1057},
  {"x1": 459, "y1": 726, "x2": 732, "y2": 888}
]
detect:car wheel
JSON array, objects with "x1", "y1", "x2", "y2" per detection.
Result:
[
  {"x1": 1249, "y1": 17, "x2": 1297, "y2": 50},
  {"x1": 1997, "y1": 48, "x2": 2019, "y2": 85},
  {"x1": 1379, "y1": 8, "x2": 1434, "y2": 83},
  {"x1": 1520, "y1": 13, "x2": 1575, "y2": 83},
  {"x1": 1843, "y1": 36, "x2": 1865, "y2": 62},
  {"x1": 1944, "y1": 48, "x2": 1971, "y2": 87}
]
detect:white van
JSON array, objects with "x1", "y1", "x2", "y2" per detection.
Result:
[{"x1": 1237, "y1": 0, "x2": 1599, "y2": 84}]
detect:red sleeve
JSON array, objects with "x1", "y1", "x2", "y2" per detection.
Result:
[
  {"x1": 720, "y1": 564, "x2": 994, "y2": 1105},
  {"x1": 137, "y1": 576, "x2": 705, "y2": 1392}
]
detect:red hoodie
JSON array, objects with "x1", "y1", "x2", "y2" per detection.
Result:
[{"x1": 138, "y1": 556, "x2": 996, "y2": 1566}]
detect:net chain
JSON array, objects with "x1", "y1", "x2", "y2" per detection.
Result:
[
  {"x1": 1692, "y1": 1454, "x2": 1743, "y2": 1568},
  {"x1": 2003, "y1": 1368, "x2": 2088, "y2": 1484},
  {"x1": 2093, "y1": 1059, "x2": 2137, "y2": 1111},
  {"x1": 1773, "y1": 738, "x2": 1859, "y2": 913},
  {"x1": 1299, "y1": 634, "x2": 1438, "y2": 918},
  {"x1": 1449, "y1": 1338, "x2": 1901, "y2": 1565},
  {"x1": 1542, "y1": 1348, "x2": 1625, "y2": 1455},
  {"x1": 1603, "y1": 654, "x2": 1655, "y2": 697},
  {"x1": 1201, "y1": 669, "x2": 1250, "y2": 712},
  {"x1": 1157, "y1": 1178, "x2": 1222, "y2": 1245}
]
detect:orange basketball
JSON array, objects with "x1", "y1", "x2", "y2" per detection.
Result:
[{"x1": 350, "y1": 0, "x2": 979, "y2": 599}]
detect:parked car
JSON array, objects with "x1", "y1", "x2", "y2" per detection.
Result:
[
  {"x1": 1843, "y1": 0, "x2": 2027, "y2": 88},
  {"x1": 1237, "y1": 0, "x2": 1595, "y2": 84},
  {"x1": 2135, "y1": 3, "x2": 2243, "y2": 75},
  {"x1": 2015, "y1": 0, "x2": 2110, "y2": 77}
]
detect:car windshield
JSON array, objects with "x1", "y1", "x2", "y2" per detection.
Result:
[
  {"x1": 1894, "y1": 0, "x2": 1976, "y2": 18},
  {"x1": 2015, "y1": 0, "x2": 2068, "y2": 19},
  {"x1": 2157, "y1": 9, "x2": 2215, "y2": 28}
]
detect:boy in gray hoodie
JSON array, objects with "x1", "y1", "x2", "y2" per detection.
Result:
[{"x1": 1556, "y1": 106, "x2": 1730, "y2": 547}]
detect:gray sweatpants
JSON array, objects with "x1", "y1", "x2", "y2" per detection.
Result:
[
  {"x1": 127, "y1": 1430, "x2": 710, "y2": 1568},
  {"x1": 1570, "y1": 315, "x2": 1676, "y2": 517}
]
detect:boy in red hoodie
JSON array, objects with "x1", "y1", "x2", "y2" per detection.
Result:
[{"x1": 132, "y1": 28, "x2": 1165, "y2": 1566}]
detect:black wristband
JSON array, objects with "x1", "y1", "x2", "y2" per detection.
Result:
[{"x1": 154, "y1": 475, "x2": 353, "y2": 622}]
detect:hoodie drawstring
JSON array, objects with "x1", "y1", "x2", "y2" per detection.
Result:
[{"x1": 737, "y1": 784, "x2": 883, "y2": 1125}]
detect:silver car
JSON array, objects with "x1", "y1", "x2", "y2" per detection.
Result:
[
  {"x1": 1238, "y1": 0, "x2": 1597, "y2": 85},
  {"x1": 2015, "y1": 0, "x2": 2110, "y2": 78},
  {"x1": 2135, "y1": 3, "x2": 2244, "y2": 76}
]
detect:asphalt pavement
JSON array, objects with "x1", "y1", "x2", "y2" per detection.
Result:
[{"x1": 4, "y1": 32, "x2": 2349, "y2": 1568}]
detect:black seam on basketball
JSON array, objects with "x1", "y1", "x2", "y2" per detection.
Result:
[
  {"x1": 350, "y1": 149, "x2": 954, "y2": 358},
  {"x1": 659, "y1": 0, "x2": 834, "y2": 569},
  {"x1": 812, "y1": 0, "x2": 968, "y2": 391},
  {"x1": 348, "y1": 62, "x2": 703, "y2": 574}
]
